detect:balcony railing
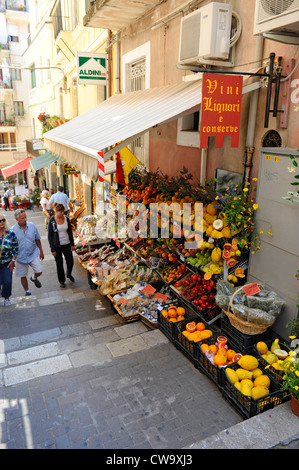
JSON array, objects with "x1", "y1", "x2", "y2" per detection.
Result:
[{"x1": 0, "y1": 43, "x2": 10, "y2": 51}]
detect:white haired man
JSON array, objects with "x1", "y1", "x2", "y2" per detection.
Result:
[{"x1": 12, "y1": 209, "x2": 44, "y2": 296}]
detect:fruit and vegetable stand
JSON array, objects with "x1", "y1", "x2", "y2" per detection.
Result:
[{"x1": 73, "y1": 167, "x2": 290, "y2": 419}]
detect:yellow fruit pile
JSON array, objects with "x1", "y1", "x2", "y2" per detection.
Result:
[
  {"x1": 182, "y1": 321, "x2": 213, "y2": 343},
  {"x1": 226, "y1": 355, "x2": 271, "y2": 399},
  {"x1": 256, "y1": 340, "x2": 289, "y2": 371}
]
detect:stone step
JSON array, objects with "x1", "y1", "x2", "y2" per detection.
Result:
[{"x1": 0, "y1": 316, "x2": 168, "y2": 387}]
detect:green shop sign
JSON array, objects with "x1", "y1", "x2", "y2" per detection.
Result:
[{"x1": 76, "y1": 52, "x2": 107, "y2": 85}]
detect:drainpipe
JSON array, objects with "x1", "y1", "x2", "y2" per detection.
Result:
[
  {"x1": 107, "y1": 30, "x2": 112, "y2": 98},
  {"x1": 115, "y1": 30, "x2": 121, "y2": 94},
  {"x1": 244, "y1": 35, "x2": 264, "y2": 183}
]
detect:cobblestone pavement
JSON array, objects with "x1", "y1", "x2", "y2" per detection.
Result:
[{"x1": 0, "y1": 209, "x2": 242, "y2": 449}]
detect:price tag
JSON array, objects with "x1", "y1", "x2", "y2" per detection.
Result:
[
  {"x1": 154, "y1": 293, "x2": 168, "y2": 302},
  {"x1": 81, "y1": 239, "x2": 86, "y2": 247},
  {"x1": 141, "y1": 284, "x2": 156, "y2": 296},
  {"x1": 113, "y1": 238, "x2": 121, "y2": 248},
  {"x1": 119, "y1": 298, "x2": 128, "y2": 305},
  {"x1": 243, "y1": 283, "x2": 261, "y2": 296}
]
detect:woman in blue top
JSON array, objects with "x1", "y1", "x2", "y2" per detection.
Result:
[{"x1": 0, "y1": 213, "x2": 18, "y2": 306}]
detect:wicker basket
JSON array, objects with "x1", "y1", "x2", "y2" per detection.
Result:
[{"x1": 222, "y1": 284, "x2": 275, "y2": 335}]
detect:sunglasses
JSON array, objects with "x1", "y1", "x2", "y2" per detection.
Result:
[{"x1": 0, "y1": 219, "x2": 6, "y2": 222}]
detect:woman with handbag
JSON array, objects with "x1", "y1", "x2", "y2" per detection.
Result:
[
  {"x1": 48, "y1": 203, "x2": 75, "y2": 288},
  {"x1": 0, "y1": 213, "x2": 18, "y2": 306}
]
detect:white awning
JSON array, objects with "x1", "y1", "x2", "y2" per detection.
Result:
[{"x1": 43, "y1": 79, "x2": 203, "y2": 181}]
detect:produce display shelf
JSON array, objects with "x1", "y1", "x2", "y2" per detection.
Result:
[
  {"x1": 220, "y1": 316, "x2": 275, "y2": 354},
  {"x1": 222, "y1": 363, "x2": 290, "y2": 419},
  {"x1": 157, "y1": 304, "x2": 195, "y2": 344},
  {"x1": 174, "y1": 316, "x2": 216, "y2": 366},
  {"x1": 195, "y1": 335, "x2": 239, "y2": 387},
  {"x1": 253, "y1": 339, "x2": 290, "y2": 384},
  {"x1": 107, "y1": 295, "x2": 141, "y2": 323}
]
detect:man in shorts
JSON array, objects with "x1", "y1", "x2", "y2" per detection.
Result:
[{"x1": 12, "y1": 209, "x2": 44, "y2": 296}]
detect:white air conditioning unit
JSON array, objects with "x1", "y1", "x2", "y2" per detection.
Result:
[
  {"x1": 178, "y1": 2, "x2": 233, "y2": 66},
  {"x1": 254, "y1": 0, "x2": 299, "y2": 44}
]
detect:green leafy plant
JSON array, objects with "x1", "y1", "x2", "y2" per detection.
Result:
[
  {"x1": 281, "y1": 336, "x2": 299, "y2": 401},
  {"x1": 282, "y1": 152, "x2": 299, "y2": 204},
  {"x1": 31, "y1": 187, "x2": 40, "y2": 205}
]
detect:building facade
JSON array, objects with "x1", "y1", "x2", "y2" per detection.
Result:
[{"x1": 0, "y1": 0, "x2": 31, "y2": 183}]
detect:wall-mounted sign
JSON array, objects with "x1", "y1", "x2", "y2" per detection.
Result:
[
  {"x1": 64, "y1": 163, "x2": 80, "y2": 175},
  {"x1": 32, "y1": 139, "x2": 45, "y2": 150},
  {"x1": 77, "y1": 52, "x2": 107, "y2": 85},
  {"x1": 200, "y1": 74, "x2": 243, "y2": 148}
]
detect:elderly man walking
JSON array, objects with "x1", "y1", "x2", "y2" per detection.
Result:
[
  {"x1": 49, "y1": 186, "x2": 71, "y2": 215},
  {"x1": 12, "y1": 209, "x2": 44, "y2": 296}
]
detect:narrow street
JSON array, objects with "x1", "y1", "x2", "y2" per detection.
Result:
[{"x1": 0, "y1": 209, "x2": 243, "y2": 449}]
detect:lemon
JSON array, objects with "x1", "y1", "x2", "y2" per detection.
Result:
[
  {"x1": 256, "y1": 341, "x2": 268, "y2": 355},
  {"x1": 251, "y1": 386, "x2": 269, "y2": 399},
  {"x1": 238, "y1": 355, "x2": 259, "y2": 371},
  {"x1": 240, "y1": 379, "x2": 254, "y2": 388},
  {"x1": 252, "y1": 368, "x2": 263, "y2": 379},
  {"x1": 254, "y1": 375, "x2": 271, "y2": 388}
]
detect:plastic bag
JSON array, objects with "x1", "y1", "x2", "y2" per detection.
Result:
[{"x1": 247, "y1": 308, "x2": 276, "y2": 325}]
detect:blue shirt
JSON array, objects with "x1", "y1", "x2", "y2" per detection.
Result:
[
  {"x1": 11, "y1": 222, "x2": 41, "y2": 264},
  {"x1": 49, "y1": 192, "x2": 70, "y2": 211}
]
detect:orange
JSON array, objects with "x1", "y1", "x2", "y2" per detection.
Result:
[
  {"x1": 182, "y1": 330, "x2": 190, "y2": 339},
  {"x1": 177, "y1": 315, "x2": 185, "y2": 321},
  {"x1": 196, "y1": 322, "x2": 206, "y2": 331},
  {"x1": 213, "y1": 354, "x2": 227, "y2": 366},
  {"x1": 168, "y1": 309, "x2": 177, "y2": 318},
  {"x1": 209, "y1": 344, "x2": 218, "y2": 354},
  {"x1": 217, "y1": 348, "x2": 227, "y2": 356},
  {"x1": 177, "y1": 307, "x2": 186, "y2": 316},
  {"x1": 201, "y1": 344, "x2": 209, "y2": 353},
  {"x1": 200, "y1": 330, "x2": 213, "y2": 340},
  {"x1": 226, "y1": 349, "x2": 236, "y2": 361},
  {"x1": 161, "y1": 310, "x2": 168, "y2": 318},
  {"x1": 169, "y1": 317, "x2": 177, "y2": 322},
  {"x1": 186, "y1": 322, "x2": 196, "y2": 333},
  {"x1": 188, "y1": 332, "x2": 199, "y2": 341}
]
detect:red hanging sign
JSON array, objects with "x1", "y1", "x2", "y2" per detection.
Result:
[
  {"x1": 97, "y1": 151, "x2": 105, "y2": 182},
  {"x1": 200, "y1": 74, "x2": 243, "y2": 148},
  {"x1": 243, "y1": 283, "x2": 261, "y2": 297}
]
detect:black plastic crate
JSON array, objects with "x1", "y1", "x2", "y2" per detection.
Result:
[
  {"x1": 253, "y1": 338, "x2": 290, "y2": 384},
  {"x1": 174, "y1": 316, "x2": 216, "y2": 365},
  {"x1": 195, "y1": 335, "x2": 243, "y2": 387},
  {"x1": 157, "y1": 304, "x2": 195, "y2": 343},
  {"x1": 220, "y1": 316, "x2": 275, "y2": 354},
  {"x1": 191, "y1": 304, "x2": 222, "y2": 324},
  {"x1": 222, "y1": 363, "x2": 290, "y2": 419}
]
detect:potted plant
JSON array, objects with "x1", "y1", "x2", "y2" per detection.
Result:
[
  {"x1": 31, "y1": 187, "x2": 40, "y2": 206},
  {"x1": 281, "y1": 336, "x2": 299, "y2": 416}
]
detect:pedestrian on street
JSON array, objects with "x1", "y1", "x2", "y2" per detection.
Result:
[
  {"x1": 40, "y1": 190, "x2": 53, "y2": 230},
  {"x1": 0, "y1": 213, "x2": 18, "y2": 306},
  {"x1": 4, "y1": 187, "x2": 13, "y2": 211},
  {"x1": 12, "y1": 209, "x2": 44, "y2": 296},
  {"x1": 48, "y1": 203, "x2": 75, "y2": 288},
  {"x1": 49, "y1": 186, "x2": 71, "y2": 215}
]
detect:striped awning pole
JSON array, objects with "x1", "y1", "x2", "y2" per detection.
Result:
[{"x1": 97, "y1": 151, "x2": 105, "y2": 182}]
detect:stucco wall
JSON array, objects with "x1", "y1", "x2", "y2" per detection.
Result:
[{"x1": 120, "y1": 0, "x2": 299, "y2": 183}]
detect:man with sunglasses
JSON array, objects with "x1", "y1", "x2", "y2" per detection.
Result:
[{"x1": 12, "y1": 209, "x2": 44, "y2": 296}]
